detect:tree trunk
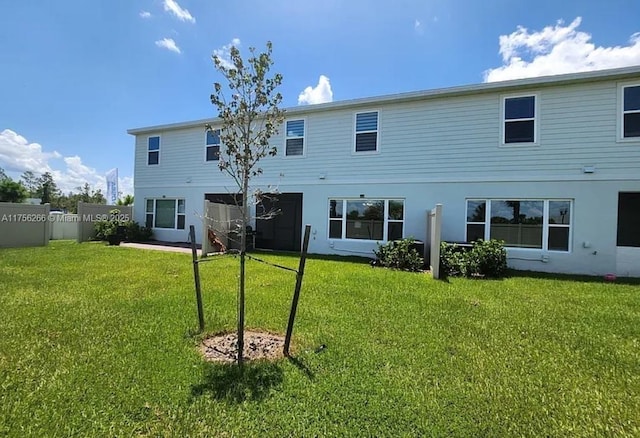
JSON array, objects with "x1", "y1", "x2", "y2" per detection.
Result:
[{"x1": 237, "y1": 166, "x2": 249, "y2": 369}]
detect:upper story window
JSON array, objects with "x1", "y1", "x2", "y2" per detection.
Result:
[
  {"x1": 623, "y1": 85, "x2": 640, "y2": 138},
  {"x1": 285, "y1": 119, "x2": 305, "y2": 156},
  {"x1": 328, "y1": 198, "x2": 403, "y2": 241},
  {"x1": 206, "y1": 129, "x2": 221, "y2": 161},
  {"x1": 503, "y1": 95, "x2": 536, "y2": 144},
  {"x1": 355, "y1": 111, "x2": 378, "y2": 152},
  {"x1": 147, "y1": 136, "x2": 160, "y2": 165},
  {"x1": 466, "y1": 199, "x2": 571, "y2": 252}
]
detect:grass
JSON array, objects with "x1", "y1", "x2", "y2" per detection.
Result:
[{"x1": 0, "y1": 241, "x2": 639, "y2": 436}]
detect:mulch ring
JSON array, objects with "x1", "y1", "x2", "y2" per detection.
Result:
[{"x1": 200, "y1": 330, "x2": 286, "y2": 363}]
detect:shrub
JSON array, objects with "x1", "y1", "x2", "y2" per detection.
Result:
[
  {"x1": 94, "y1": 220, "x2": 117, "y2": 241},
  {"x1": 440, "y1": 239, "x2": 507, "y2": 279},
  {"x1": 439, "y1": 242, "x2": 467, "y2": 277},
  {"x1": 94, "y1": 209, "x2": 152, "y2": 243},
  {"x1": 374, "y1": 238, "x2": 424, "y2": 272},
  {"x1": 121, "y1": 221, "x2": 153, "y2": 242},
  {"x1": 467, "y1": 239, "x2": 507, "y2": 278}
]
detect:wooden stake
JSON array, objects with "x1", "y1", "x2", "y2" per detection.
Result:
[
  {"x1": 284, "y1": 224, "x2": 311, "y2": 356},
  {"x1": 189, "y1": 225, "x2": 205, "y2": 332}
]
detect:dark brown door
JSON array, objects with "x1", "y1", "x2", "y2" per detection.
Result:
[
  {"x1": 617, "y1": 192, "x2": 640, "y2": 247},
  {"x1": 255, "y1": 193, "x2": 303, "y2": 251}
]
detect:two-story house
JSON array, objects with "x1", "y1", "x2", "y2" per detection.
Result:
[{"x1": 128, "y1": 66, "x2": 640, "y2": 277}]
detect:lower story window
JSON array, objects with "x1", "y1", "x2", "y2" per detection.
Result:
[
  {"x1": 329, "y1": 198, "x2": 404, "y2": 241},
  {"x1": 466, "y1": 199, "x2": 571, "y2": 251},
  {"x1": 146, "y1": 198, "x2": 186, "y2": 230}
]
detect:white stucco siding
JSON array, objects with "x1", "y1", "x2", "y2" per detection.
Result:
[{"x1": 296, "y1": 179, "x2": 640, "y2": 276}]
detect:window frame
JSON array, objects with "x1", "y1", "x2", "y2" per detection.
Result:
[
  {"x1": 465, "y1": 198, "x2": 572, "y2": 253},
  {"x1": 147, "y1": 135, "x2": 161, "y2": 166},
  {"x1": 353, "y1": 110, "x2": 380, "y2": 154},
  {"x1": 144, "y1": 198, "x2": 186, "y2": 230},
  {"x1": 501, "y1": 94, "x2": 538, "y2": 146},
  {"x1": 619, "y1": 83, "x2": 640, "y2": 141},
  {"x1": 327, "y1": 198, "x2": 404, "y2": 242},
  {"x1": 284, "y1": 118, "x2": 306, "y2": 158},
  {"x1": 205, "y1": 129, "x2": 221, "y2": 162}
]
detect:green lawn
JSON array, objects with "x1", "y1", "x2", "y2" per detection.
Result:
[{"x1": 0, "y1": 241, "x2": 639, "y2": 437}]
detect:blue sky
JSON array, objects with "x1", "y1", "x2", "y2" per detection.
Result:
[{"x1": 1, "y1": 0, "x2": 639, "y2": 197}]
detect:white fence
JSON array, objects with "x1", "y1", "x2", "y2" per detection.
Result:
[
  {"x1": 426, "y1": 204, "x2": 443, "y2": 279},
  {"x1": 49, "y1": 214, "x2": 79, "y2": 240},
  {"x1": 202, "y1": 200, "x2": 242, "y2": 255},
  {"x1": 0, "y1": 202, "x2": 134, "y2": 248}
]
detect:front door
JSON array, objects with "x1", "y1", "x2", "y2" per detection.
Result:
[
  {"x1": 255, "y1": 193, "x2": 303, "y2": 251},
  {"x1": 616, "y1": 192, "x2": 640, "y2": 277}
]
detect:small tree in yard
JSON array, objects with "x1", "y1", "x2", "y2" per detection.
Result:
[{"x1": 207, "y1": 41, "x2": 284, "y2": 367}]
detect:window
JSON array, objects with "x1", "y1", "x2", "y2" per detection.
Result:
[
  {"x1": 145, "y1": 199, "x2": 185, "y2": 229},
  {"x1": 329, "y1": 199, "x2": 404, "y2": 241},
  {"x1": 285, "y1": 119, "x2": 305, "y2": 156},
  {"x1": 465, "y1": 199, "x2": 571, "y2": 252},
  {"x1": 206, "y1": 129, "x2": 220, "y2": 161},
  {"x1": 355, "y1": 111, "x2": 378, "y2": 152},
  {"x1": 623, "y1": 85, "x2": 640, "y2": 138},
  {"x1": 148, "y1": 136, "x2": 160, "y2": 165},
  {"x1": 503, "y1": 96, "x2": 536, "y2": 144}
]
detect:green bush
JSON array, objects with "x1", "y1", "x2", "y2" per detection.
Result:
[
  {"x1": 467, "y1": 239, "x2": 508, "y2": 278},
  {"x1": 94, "y1": 213, "x2": 152, "y2": 243},
  {"x1": 94, "y1": 220, "x2": 117, "y2": 241},
  {"x1": 374, "y1": 238, "x2": 424, "y2": 272},
  {"x1": 440, "y1": 239, "x2": 507, "y2": 279},
  {"x1": 439, "y1": 242, "x2": 467, "y2": 277},
  {"x1": 121, "y1": 221, "x2": 153, "y2": 242}
]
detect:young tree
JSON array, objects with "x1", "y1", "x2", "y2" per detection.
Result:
[
  {"x1": 20, "y1": 171, "x2": 39, "y2": 197},
  {"x1": 0, "y1": 167, "x2": 8, "y2": 181},
  {"x1": 208, "y1": 41, "x2": 284, "y2": 367},
  {"x1": 36, "y1": 172, "x2": 60, "y2": 205}
]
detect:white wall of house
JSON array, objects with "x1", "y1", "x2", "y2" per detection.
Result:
[{"x1": 130, "y1": 67, "x2": 640, "y2": 276}]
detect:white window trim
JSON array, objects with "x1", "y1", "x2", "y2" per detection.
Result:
[
  {"x1": 283, "y1": 118, "x2": 306, "y2": 158},
  {"x1": 353, "y1": 110, "x2": 381, "y2": 155},
  {"x1": 145, "y1": 198, "x2": 186, "y2": 230},
  {"x1": 500, "y1": 94, "x2": 539, "y2": 147},
  {"x1": 618, "y1": 82, "x2": 640, "y2": 142},
  {"x1": 464, "y1": 198, "x2": 572, "y2": 253},
  {"x1": 147, "y1": 135, "x2": 161, "y2": 166},
  {"x1": 327, "y1": 198, "x2": 404, "y2": 242},
  {"x1": 205, "y1": 129, "x2": 221, "y2": 163}
]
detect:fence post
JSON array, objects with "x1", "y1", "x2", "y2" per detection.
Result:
[{"x1": 430, "y1": 204, "x2": 443, "y2": 279}]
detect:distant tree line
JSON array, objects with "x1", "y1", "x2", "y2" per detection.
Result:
[{"x1": 0, "y1": 167, "x2": 114, "y2": 212}]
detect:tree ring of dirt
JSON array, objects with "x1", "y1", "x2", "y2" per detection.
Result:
[{"x1": 200, "y1": 331, "x2": 286, "y2": 363}]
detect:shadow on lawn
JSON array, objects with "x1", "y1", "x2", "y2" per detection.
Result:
[{"x1": 190, "y1": 361, "x2": 284, "y2": 403}]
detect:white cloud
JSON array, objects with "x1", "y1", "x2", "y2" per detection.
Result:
[
  {"x1": 414, "y1": 19, "x2": 424, "y2": 35},
  {"x1": 163, "y1": 0, "x2": 195, "y2": 23},
  {"x1": 0, "y1": 129, "x2": 133, "y2": 197},
  {"x1": 298, "y1": 75, "x2": 334, "y2": 105},
  {"x1": 485, "y1": 17, "x2": 640, "y2": 82},
  {"x1": 155, "y1": 38, "x2": 181, "y2": 54},
  {"x1": 212, "y1": 38, "x2": 241, "y2": 70},
  {"x1": 0, "y1": 129, "x2": 60, "y2": 173},
  {"x1": 139, "y1": 11, "x2": 151, "y2": 19}
]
